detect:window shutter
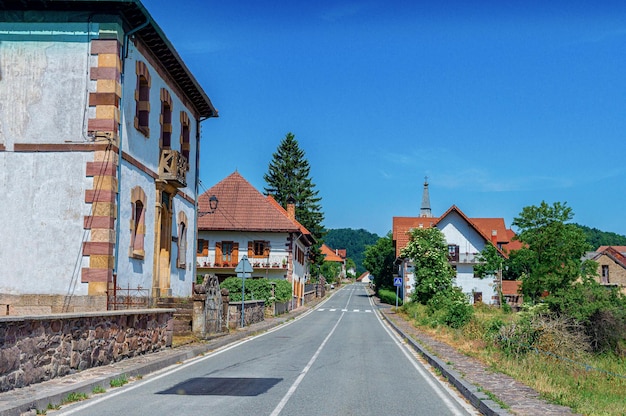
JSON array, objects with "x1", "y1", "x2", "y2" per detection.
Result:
[
  {"x1": 248, "y1": 241, "x2": 253, "y2": 256},
  {"x1": 264, "y1": 241, "x2": 270, "y2": 257},
  {"x1": 233, "y1": 242, "x2": 239, "y2": 263},
  {"x1": 215, "y1": 242, "x2": 222, "y2": 265},
  {"x1": 203, "y1": 240, "x2": 209, "y2": 256}
]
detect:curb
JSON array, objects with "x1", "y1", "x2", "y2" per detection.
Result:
[{"x1": 380, "y1": 310, "x2": 513, "y2": 416}]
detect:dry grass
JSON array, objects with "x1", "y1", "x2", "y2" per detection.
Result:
[{"x1": 399, "y1": 303, "x2": 626, "y2": 416}]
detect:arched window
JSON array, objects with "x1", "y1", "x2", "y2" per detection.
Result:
[
  {"x1": 180, "y1": 111, "x2": 190, "y2": 170},
  {"x1": 177, "y1": 211, "x2": 188, "y2": 268},
  {"x1": 160, "y1": 88, "x2": 172, "y2": 149},
  {"x1": 130, "y1": 186, "x2": 147, "y2": 259},
  {"x1": 134, "y1": 61, "x2": 151, "y2": 136}
]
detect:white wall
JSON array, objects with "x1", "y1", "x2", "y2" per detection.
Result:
[
  {"x1": 0, "y1": 152, "x2": 92, "y2": 295},
  {"x1": 0, "y1": 24, "x2": 92, "y2": 147}
]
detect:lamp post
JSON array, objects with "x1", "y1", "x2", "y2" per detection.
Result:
[{"x1": 199, "y1": 194, "x2": 218, "y2": 216}]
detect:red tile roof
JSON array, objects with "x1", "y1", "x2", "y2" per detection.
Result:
[
  {"x1": 321, "y1": 244, "x2": 344, "y2": 262},
  {"x1": 594, "y1": 246, "x2": 626, "y2": 269},
  {"x1": 392, "y1": 205, "x2": 519, "y2": 258},
  {"x1": 502, "y1": 280, "x2": 522, "y2": 296},
  {"x1": 597, "y1": 246, "x2": 626, "y2": 253},
  {"x1": 198, "y1": 172, "x2": 307, "y2": 235}
]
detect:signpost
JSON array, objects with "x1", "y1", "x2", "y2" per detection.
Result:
[
  {"x1": 393, "y1": 277, "x2": 402, "y2": 308},
  {"x1": 235, "y1": 255, "x2": 254, "y2": 328}
]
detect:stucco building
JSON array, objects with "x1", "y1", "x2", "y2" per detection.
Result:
[
  {"x1": 0, "y1": 0, "x2": 217, "y2": 314},
  {"x1": 196, "y1": 172, "x2": 316, "y2": 307}
]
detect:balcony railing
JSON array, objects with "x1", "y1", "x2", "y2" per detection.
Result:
[
  {"x1": 448, "y1": 253, "x2": 481, "y2": 264},
  {"x1": 197, "y1": 255, "x2": 288, "y2": 270},
  {"x1": 158, "y1": 149, "x2": 187, "y2": 188}
]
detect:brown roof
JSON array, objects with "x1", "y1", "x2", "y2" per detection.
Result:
[
  {"x1": 392, "y1": 216, "x2": 438, "y2": 257},
  {"x1": 597, "y1": 246, "x2": 626, "y2": 253},
  {"x1": 198, "y1": 172, "x2": 302, "y2": 233},
  {"x1": 321, "y1": 244, "x2": 344, "y2": 262},
  {"x1": 594, "y1": 246, "x2": 626, "y2": 269},
  {"x1": 393, "y1": 205, "x2": 519, "y2": 259},
  {"x1": 502, "y1": 280, "x2": 522, "y2": 296}
]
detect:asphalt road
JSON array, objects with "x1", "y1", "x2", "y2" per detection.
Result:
[{"x1": 56, "y1": 283, "x2": 478, "y2": 416}]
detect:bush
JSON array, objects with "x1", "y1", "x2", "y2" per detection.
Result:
[
  {"x1": 378, "y1": 288, "x2": 403, "y2": 306},
  {"x1": 427, "y1": 288, "x2": 473, "y2": 328},
  {"x1": 274, "y1": 279, "x2": 293, "y2": 303},
  {"x1": 221, "y1": 277, "x2": 291, "y2": 304}
]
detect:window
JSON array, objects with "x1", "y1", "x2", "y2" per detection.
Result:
[
  {"x1": 180, "y1": 112, "x2": 190, "y2": 170},
  {"x1": 248, "y1": 240, "x2": 270, "y2": 257},
  {"x1": 129, "y1": 186, "x2": 146, "y2": 259},
  {"x1": 177, "y1": 212, "x2": 188, "y2": 269},
  {"x1": 215, "y1": 241, "x2": 239, "y2": 266},
  {"x1": 160, "y1": 88, "x2": 172, "y2": 149},
  {"x1": 197, "y1": 239, "x2": 208, "y2": 257},
  {"x1": 447, "y1": 244, "x2": 459, "y2": 262},
  {"x1": 295, "y1": 246, "x2": 305, "y2": 265},
  {"x1": 134, "y1": 61, "x2": 151, "y2": 136},
  {"x1": 602, "y1": 265, "x2": 609, "y2": 284}
]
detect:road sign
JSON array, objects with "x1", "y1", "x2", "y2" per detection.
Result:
[
  {"x1": 393, "y1": 277, "x2": 402, "y2": 287},
  {"x1": 235, "y1": 256, "x2": 253, "y2": 274},
  {"x1": 236, "y1": 256, "x2": 254, "y2": 328}
]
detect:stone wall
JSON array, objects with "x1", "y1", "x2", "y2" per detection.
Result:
[
  {"x1": 228, "y1": 300, "x2": 265, "y2": 329},
  {"x1": 0, "y1": 309, "x2": 174, "y2": 392}
]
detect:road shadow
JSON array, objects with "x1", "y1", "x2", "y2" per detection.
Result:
[{"x1": 157, "y1": 377, "x2": 282, "y2": 396}]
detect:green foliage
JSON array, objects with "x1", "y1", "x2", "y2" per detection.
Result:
[
  {"x1": 263, "y1": 132, "x2": 325, "y2": 242},
  {"x1": 323, "y1": 228, "x2": 380, "y2": 274},
  {"x1": 427, "y1": 288, "x2": 474, "y2": 328},
  {"x1": 363, "y1": 232, "x2": 396, "y2": 289},
  {"x1": 320, "y1": 261, "x2": 341, "y2": 283},
  {"x1": 474, "y1": 243, "x2": 503, "y2": 278},
  {"x1": 512, "y1": 201, "x2": 595, "y2": 301},
  {"x1": 221, "y1": 277, "x2": 292, "y2": 304},
  {"x1": 110, "y1": 375, "x2": 128, "y2": 388},
  {"x1": 92, "y1": 385, "x2": 106, "y2": 394},
  {"x1": 377, "y1": 288, "x2": 403, "y2": 306},
  {"x1": 273, "y1": 279, "x2": 293, "y2": 303},
  {"x1": 62, "y1": 392, "x2": 88, "y2": 404},
  {"x1": 545, "y1": 280, "x2": 626, "y2": 354},
  {"x1": 401, "y1": 227, "x2": 456, "y2": 304},
  {"x1": 574, "y1": 223, "x2": 626, "y2": 250}
]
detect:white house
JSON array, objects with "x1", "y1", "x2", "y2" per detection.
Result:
[
  {"x1": 197, "y1": 172, "x2": 316, "y2": 307},
  {"x1": 393, "y1": 205, "x2": 520, "y2": 304},
  {"x1": 0, "y1": 0, "x2": 217, "y2": 314}
]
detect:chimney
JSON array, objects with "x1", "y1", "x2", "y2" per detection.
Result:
[
  {"x1": 286, "y1": 195, "x2": 296, "y2": 220},
  {"x1": 491, "y1": 230, "x2": 498, "y2": 244}
]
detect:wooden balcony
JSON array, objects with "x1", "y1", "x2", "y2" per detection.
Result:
[{"x1": 158, "y1": 149, "x2": 188, "y2": 188}]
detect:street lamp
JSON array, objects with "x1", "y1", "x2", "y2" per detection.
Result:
[{"x1": 199, "y1": 195, "x2": 218, "y2": 216}]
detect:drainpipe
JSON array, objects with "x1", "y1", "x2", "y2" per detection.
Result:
[
  {"x1": 112, "y1": 17, "x2": 151, "y2": 284},
  {"x1": 192, "y1": 118, "x2": 203, "y2": 288}
]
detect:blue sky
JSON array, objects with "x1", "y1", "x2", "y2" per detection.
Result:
[{"x1": 143, "y1": 0, "x2": 626, "y2": 238}]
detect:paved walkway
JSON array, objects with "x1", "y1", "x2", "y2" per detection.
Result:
[{"x1": 1, "y1": 291, "x2": 579, "y2": 416}]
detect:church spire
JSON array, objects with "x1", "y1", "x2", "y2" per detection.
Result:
[{"x1": 420, "y1": 176, "x2": 432, "y2": 218}]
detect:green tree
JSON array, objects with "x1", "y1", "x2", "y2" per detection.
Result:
[
  {"x1": 264, "y1": 133, "x2": 324, "y2": 240},
  {"x1": 400, "y1": 227, "x2": 456, "y2": 304},
  {"x1": 320, "y1": 261, "x2": 341, "y2": 283},
  {"x1": 512, "y1": 201, "x2": 595, "y2": 302},
  {"x1": 573, "y1": 223, "x2": 626, "y2": 250},
  {"x1": 363, "y1": 232, "x2": 395, "y2": 290}
]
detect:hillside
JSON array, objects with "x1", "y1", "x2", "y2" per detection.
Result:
[
  {"x1": 574, "y1": 224, "x2": 626, "y2": 250},
  {"x1": 323, "y1": 228, "x2": 380, "y2": 274}
]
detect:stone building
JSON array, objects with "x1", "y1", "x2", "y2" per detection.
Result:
[
  {"x1": 0, "y1": 0, "x2": 217, "y2": 314},
  {"x1": 590, "y1": 246, "x2": 626, "y2": 295}
]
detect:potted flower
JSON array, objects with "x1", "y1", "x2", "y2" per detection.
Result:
[{"x1": 282, "y1": 258, "x2": 287, "y2": 268}]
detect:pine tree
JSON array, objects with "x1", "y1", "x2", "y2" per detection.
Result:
[{"x1": 264, "y1": 133, "x2": 325, "y2": 240}]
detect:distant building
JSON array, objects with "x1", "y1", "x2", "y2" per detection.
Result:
[
  {"x1": 587, "y1": 246, "x2": 626, "y2": 295},
  {"x1": 0, "y1": 0, "x2": 217, "y2": 314},
  {"x1": 196, "y1": 172, "x2": 315, "y2": 307},
  {"x1": 392, "y1": 180, "x2": 520, "y2": 304}
]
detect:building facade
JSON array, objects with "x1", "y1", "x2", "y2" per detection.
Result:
[
  {"x1": 0, "y1": 0, "x2": 217, "y2": 314},
  {"x1": 197, "y1": 172, "x2": 315, "y2": 307}
]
